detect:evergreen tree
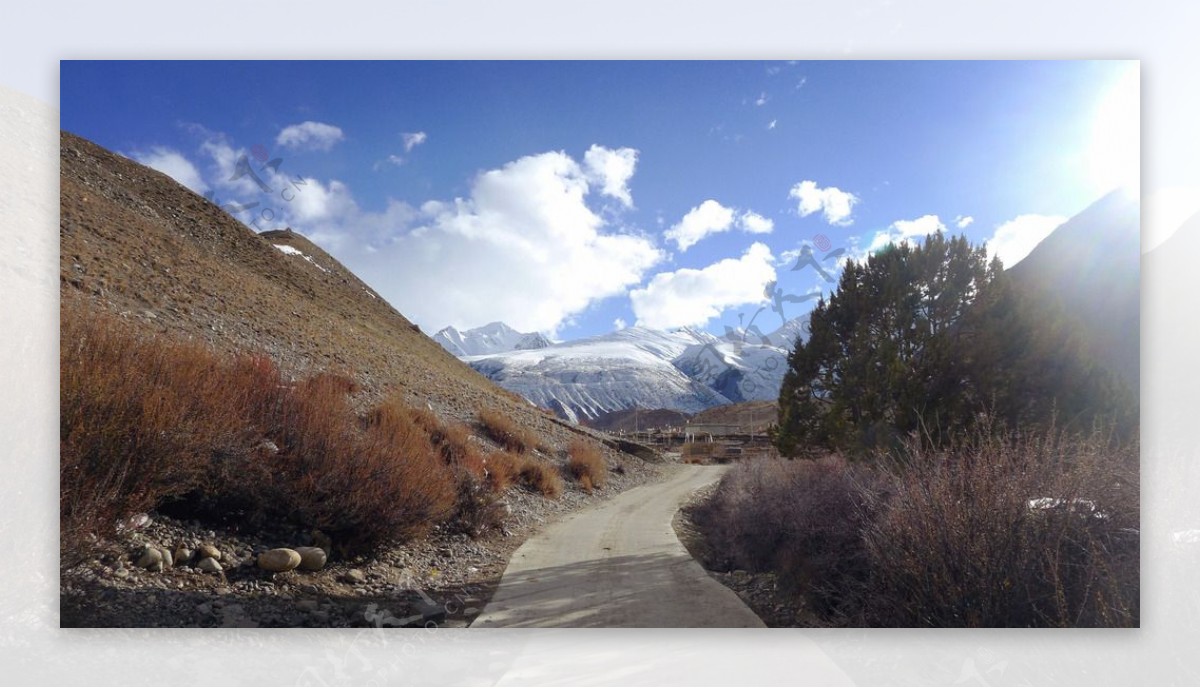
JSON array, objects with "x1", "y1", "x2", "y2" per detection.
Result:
[{"x1": 775, "y1": 231, "x2": 1134, "y2": 457}]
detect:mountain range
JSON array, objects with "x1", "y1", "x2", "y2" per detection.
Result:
[
  {"x1": 435, "y1": 190, "x2": 1140, "y2": 423},
  {"x1": 435, "y1": 318, "x2": 808, "y2": 423}
]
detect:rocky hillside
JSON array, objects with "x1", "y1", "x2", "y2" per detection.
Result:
[
  {"x1": 58, "y1": 131, "x2": 668, "y2": 628},
  {"x1": 60, "y1": 131, "x2": 574, "y2": 438}
]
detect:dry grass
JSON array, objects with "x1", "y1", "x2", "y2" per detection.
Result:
[
  {"x1": 518, "y1": 458, "x2": 563, "y2": 498},
  {"x1": 695, "y1": 427, "x2": 1139, "y2": 627},
  {"x1": 864, "y1": 429, "x2": 1139, "y2": 627},
  {"x1": 61, "y1": 306, "x2": 471, "y2": 563},
  {"x1": 694, "y1": 455, "x2": 877, "y2": 620},
  {"x1": 566, "y1": 439, "x2": 608, "y2": 492},
  {"x1": 480, "y1": 450, "x2": 561, "y2": 497},
  {"x1": 478, "y1": 407, "x2": 537, "y2": 454}
]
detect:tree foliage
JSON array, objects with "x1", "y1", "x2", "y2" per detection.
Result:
[{"x1": 775, "y1": 232, "x2": 1135, "y2": 456}]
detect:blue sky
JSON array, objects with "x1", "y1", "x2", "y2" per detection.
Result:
[{"x1": 60, "y1": 60, "x2": 1138, "y2": 340}]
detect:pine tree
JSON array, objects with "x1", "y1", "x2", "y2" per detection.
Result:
[{"x1": 774, "y1": 231, "x2": 1133, "y2": 457}]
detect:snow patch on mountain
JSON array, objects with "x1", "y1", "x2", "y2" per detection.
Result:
[
  {"x1": 433, "y1": 321, "x2": 551, "y2": 357},
  {"x1": 457, "y1": 316, "x2": 810, "y2": 421}
]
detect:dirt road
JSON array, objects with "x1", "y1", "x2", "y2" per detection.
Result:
[{"x1": 472, "y1": 464, "x2": 765, "y2": 627}]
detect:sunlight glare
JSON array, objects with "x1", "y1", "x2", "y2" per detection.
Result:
[{"x1": 1087, "y1": 65, "x2": 1140, "y2": 198}]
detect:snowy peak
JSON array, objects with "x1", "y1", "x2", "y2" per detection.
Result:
[
  {"x1": 461, "y1": 315, "x2": 815, "y2": 422},
  {"x1": 433, "y1": 321, "x2": 549, "y2": 357}
]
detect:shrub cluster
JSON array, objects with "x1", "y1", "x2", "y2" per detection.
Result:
[
  {"x1": 60, "y1": 306, "x2": 562, "y2": 564},
  {"x1": 566, "y1": 440, "x2": 608, "y2": 492},
  {"x1": 695, "y1": 428, "x2": 1139, "y2": 627},
  {"x1": 478, "y1": 407, "x2": 537, "y2": 454}
]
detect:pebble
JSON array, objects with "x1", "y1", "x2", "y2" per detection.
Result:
[
  {"x1": 196, "y1": 557, "x2": 223, "y2": 573},
  {"x1": 295, "y1": 547, "x2": 327, "y2": 571},
  {"x1": 258, "y1": 548, "x2": 301, "y2": 573},
  {"x1": 174, "y1": 546, "x2": 193, "y2": 564},
  {"x1": 342, "y1": 569, "x2": 367, "y2": 585},
  {"x1": 114, "y1": 566, "x2": 129, "y2": 578},
  {"x1": 197, "y1": 544, "x2": 221, "y2": 561},
  {"x1": 136, "y1": 546, "x2": 163, "y2": 570}
]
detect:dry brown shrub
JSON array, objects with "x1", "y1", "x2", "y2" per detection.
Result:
[
  {"x1": 478, "y1": 407, "x2": 536, "y2": 454},
  {"x1": 567, "y1": 439, "x2": 608, "y2": 492}
]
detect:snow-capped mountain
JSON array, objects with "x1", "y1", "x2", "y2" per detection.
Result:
[
  {"x1": 457, "y1": 316, "x2": 810, "y2": 422},
  {"x1": 433, "y1": 321, "x2": 551, "y2": 357}
]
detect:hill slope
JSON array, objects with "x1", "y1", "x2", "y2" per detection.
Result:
[
  {"x1": 59, "y1": 131, "x2": 571, "y2": 438},
  {"x1": 1008, "y1": 190, "x2": 1140, "y2": 388}
]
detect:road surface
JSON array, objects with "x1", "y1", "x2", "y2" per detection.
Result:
[{"x1": 472, "y1": 464, "x2": 765, "y2": 627}]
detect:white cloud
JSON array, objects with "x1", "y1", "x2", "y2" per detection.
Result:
[
  {"x1": 613, "y1": 317, "x2": 627, "y2": 330},
  {"x1": 583, "y1": 145, "x2": 638, "y2": 208},
  {"x1": 332, "y1": 150, "x2": 662, "y2": 334},
  {"x1": 867, "y1": 214, "x2": 947, "y2": 253},
  {"x1": 184, "y1": 130, "x2": 662, "y2": 334},
  {"x1": 130, "y1": 146, "x2": 207, "y2": 194},
  {"x1": 630, "y1": 242, "x2": 777, "y2": 330},
  {"x1": 767, "y1": 119, "x2": 778, "y2": 130},
  {"x1": 276, "y1": 121, "x2": 345, "y2": 151},
  {"x1": 986, "y1": 214, "x2": 1067, "y2": 267},
  {"x1": 789, "y1": 180, "x2": 859, "y2": 226},
  {"x1": 665, "y1": 200, "x2": 736, "y2": 251},
  {"x1": 402, "y1": 131, "x2": 427, "y2": 152},
  {"x1": 755, "y1": 92, "x2": 768, "y2": 106},
  {"x1": 663, "y1": 202, "x2": 774, "y2": 251},
  {"x1": 955, "y1": 214, "x2": 974, "y2": 229},
  {"x1": 739, "y1": 211, "x2": 774, "y2": 235}
]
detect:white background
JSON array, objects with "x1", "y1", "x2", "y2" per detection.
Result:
[{"x1": 2, "y1": 1, "x2": 1198, "y2": 684}]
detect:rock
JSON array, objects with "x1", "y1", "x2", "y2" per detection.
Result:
[
  {"x1": 114, "y1": 566, "x2": 129, "y2": 579},
  {"x1": 174, "y1": 546, "x2": 193, "y2": 564},
  {"x1": 295, "y1": 547, "x2": 327, "y2": 571},
  {"x1": 196, "y1": 557, "x2": 223, "y2": 573},
  {"x1": 136, "y1": 546, "x2": 163, "y2": 570},
  {"x1": 197, "y1": 543, "x2": 221, "y2": 561},
  {"x1": 161, "y1": 548, "x2": 173, "y2": 569},
  {"x1": 296, "y1": 600, "x2": 319, "y2": 613},
  {"x1": 342, "y1": 569, "x2": 367, "y2": 585},
  {"x1": 258, "y1": 548, "x2": 302, "y2": 573},
  {"x1": 196, "y1": 602, "x2": 213, "y2": 615}
]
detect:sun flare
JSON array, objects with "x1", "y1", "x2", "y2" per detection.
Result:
[{"x1": 1087, "y1": 65, "x2": 1140, "y2": 198}]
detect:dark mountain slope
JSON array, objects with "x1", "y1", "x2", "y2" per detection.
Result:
[{"x1": 1008, "y1": 190, "x2": 1140, "y2": 388}]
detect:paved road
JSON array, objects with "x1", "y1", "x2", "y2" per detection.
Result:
[{"x1": 472, "y1": 464, "x2": 765, "y2": 628}]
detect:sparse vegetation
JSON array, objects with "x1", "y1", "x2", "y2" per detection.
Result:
[
  {"x1": 695, "y1": 426, "x2": 1139, "y2": 627},
  {"x1": 478, "y1": 407, "x2": 537, "y2": 454},
  {"x1": 60, "y1": 305, "x2": 572, "y2": 565},
  {"x1": 518, "y1": 457, "x2": 564, "y2": 498},
  {"x1": 566, "y1": 439, "x2": 608, "y2": 492}
]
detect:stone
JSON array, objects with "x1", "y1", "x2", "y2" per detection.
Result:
[
  {"x1": 114, "y1": 566, "x2": 129, "y2": 578},
  {"x1": 174, "y1": 546, "x2": 193, "y2": 564},
  {"x1": 257, "y1": 548, "x2": 302, "y2": 573},
  {"x1": 197, "y1": 543, "x2": 221, "y2": 561},
  {"x1": 136, "y1": 546, "x2": 163, "y2": 570},
  {"x1": 160, "y1": 547, "x2": 173, "y2": 569},
  {"x1": 196, "y1": 557, "x2": 223, "y2": 573},
  {"x1": 295, "y1": 546, "x2": 327, "y2": 572},
  {"x1": 342, "y1": 569, "x2": 367, "y2": 585}
]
